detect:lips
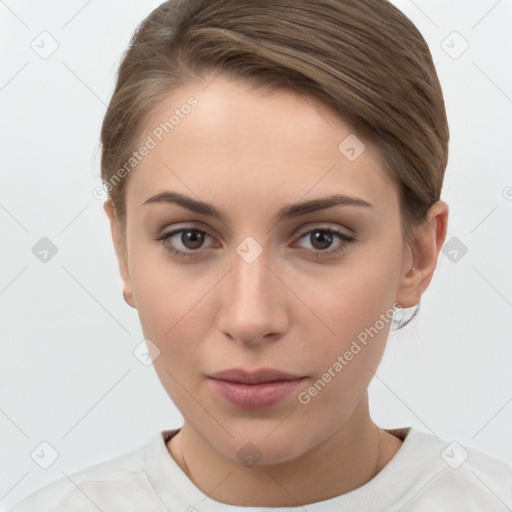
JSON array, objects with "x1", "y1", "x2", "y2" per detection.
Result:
[{"x1": 209, "y1": 367, "x2": 304, "y2": 384}]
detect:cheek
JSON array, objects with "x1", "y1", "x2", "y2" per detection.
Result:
[
  {"x1": 127, "y1": 243, "x2": 211, "y2": 345},
  {"x1": 293, "y1": 261, "x2": 399, "y2": 343},
  {"x1": 130, "y1": 258, "x2": 215, "y2": 400},
  {"x1": 289, "y1": 245, "x2": 401, "y2": 385},
  {"x1": 295, "y1": 274, "x2": 396, "y2": 417},
  {"x1": 134, "y1": 277, "x2": 211, "y2": 344}
]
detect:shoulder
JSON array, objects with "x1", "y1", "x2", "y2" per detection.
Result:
[
  {"x1": 6, "y1": 435, "x2": 164, "y2": 512},
  {"x1": 439, "y1": 439, "x2": 512, "y2": 508},
  {"x1": 394, "y1": 427, "x2": 512, "y2": 510}
]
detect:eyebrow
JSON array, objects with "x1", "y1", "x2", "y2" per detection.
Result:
[{"x1": 142, "y1": 191, "x2": 372, "y2": 223}]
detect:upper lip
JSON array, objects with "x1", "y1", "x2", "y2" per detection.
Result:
[{"x1": 209, "y1": 368, "x2": 304, "y2": 384}]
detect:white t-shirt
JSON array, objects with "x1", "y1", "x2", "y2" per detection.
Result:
[{"x1": 6, "y1": 426, "x2": 512, "y2": 511}]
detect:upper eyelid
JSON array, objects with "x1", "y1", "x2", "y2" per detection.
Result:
[
  {"x1": 160, "y1": 223, "x2": 351, "y2": 237},
  {"x1": 295, "y1": 224, "x2": 353, "y2": 237}
]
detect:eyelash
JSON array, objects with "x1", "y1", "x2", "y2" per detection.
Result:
[{"x1": 155, "y1": 227, "x2": 355, "y2": 261}]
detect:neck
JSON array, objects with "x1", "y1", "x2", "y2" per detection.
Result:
[{"x1": 167, "y1": 394, "x2": 401, "y2": 507}]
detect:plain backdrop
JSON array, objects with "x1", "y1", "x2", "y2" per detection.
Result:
[{"x1": 1, "y1": 0, "x2": 511, "y2": 509}]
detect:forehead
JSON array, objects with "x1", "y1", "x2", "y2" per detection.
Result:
[{"x1": 125, "y1": 75, "x2": 399, "y2": 212}]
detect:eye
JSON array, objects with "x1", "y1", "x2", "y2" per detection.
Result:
[
  {"x1": 294, "y1": 228, "x2": 355, "y2": 257},
  {"x1": 155, "y1": 226, "x2": 355, "y2": 262},
  {"x1": 156, "y1": 228, "x2": 216, "y2": 260}
]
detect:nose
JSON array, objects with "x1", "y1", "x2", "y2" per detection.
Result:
[{"x1": 216, "y1": 248, "x2": 290, "y2": 346}]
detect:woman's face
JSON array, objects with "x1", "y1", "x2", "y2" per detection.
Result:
[{"x1": 107, "y1": 75, "x2": 418, "y2": 465}]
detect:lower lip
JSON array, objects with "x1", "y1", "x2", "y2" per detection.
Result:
[{"x1": 209, "y1": 378, "x2": 306, "y2": 409}]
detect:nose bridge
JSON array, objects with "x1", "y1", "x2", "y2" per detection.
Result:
[
  {"x1": 232, "y1": 247, "x2": 270, "y2": 301},
  {"x1": 217, "y1": 243, "x2": 287, "y2": 343}
]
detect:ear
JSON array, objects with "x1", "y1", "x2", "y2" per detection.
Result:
[
  {"x1": 103, "y1": 199, "x2": 136, "y2": 309},
  {"x1": 396, "y1": 200, "x2": 449, "y2": 308}
]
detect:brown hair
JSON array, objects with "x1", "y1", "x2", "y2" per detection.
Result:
[{"x1": 100, "y1": 0, "x2": 449, "y2": 329}]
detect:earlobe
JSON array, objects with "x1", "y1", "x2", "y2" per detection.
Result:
[
  {"x1": 123, "y1": 289, "x2": 136, "y2": 309},
  {"x1": 396, "y1": 265, "x2": 421, "y2": 309},
  {"x1": 103, "y1": 199, "x2": 137, "y2": 310}
]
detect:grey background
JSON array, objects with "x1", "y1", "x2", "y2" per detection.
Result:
[{"x1": 1, "y1": 0, "x2": 511, "y2": 509}]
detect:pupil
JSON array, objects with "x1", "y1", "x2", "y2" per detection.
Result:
[
  {"x1": 311, "y1": 230, "x2": 332, "y2": 250},
  {"x1": 182, "y1": 230, "x2": 204, "y2": 249}
]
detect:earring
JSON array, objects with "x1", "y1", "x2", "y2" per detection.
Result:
[{"x1": 411, "y1": 267, "x2": 416, "y2": 272}]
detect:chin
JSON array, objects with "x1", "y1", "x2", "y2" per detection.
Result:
[{"x1": 208, "y1": 423, "x2": 313, "y2": 467}]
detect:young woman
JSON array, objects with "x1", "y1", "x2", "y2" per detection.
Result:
[{"x1": 8, "y1": 0, "x2": 511, "y2": 510}]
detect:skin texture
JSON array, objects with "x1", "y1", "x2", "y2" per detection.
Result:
[{"x1": 104, "y1": 75, "x2": 448, "y2": 507}]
